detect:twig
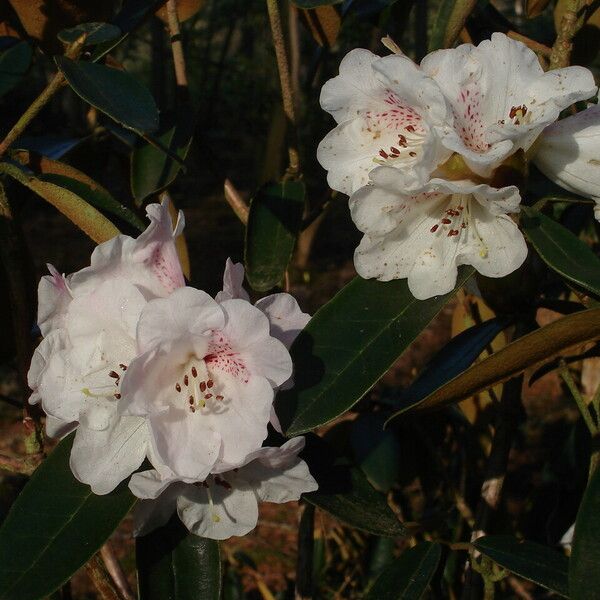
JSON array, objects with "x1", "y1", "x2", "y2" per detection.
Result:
[
  {"x1": 0, "y1": 453, "x2": 42, "y2": 475},
  {"x1": 100, "y1": 543, "x2": 134, "y2": 600},
  {"x1": 266, "y1": 0, "x2": 300, "y2": 177},
  {"x1": 549, "y1": 0, "x2": 585, "y2": 69},
  {"x1": 444, "y1": 0, "x2": 477, "y2": 49},
  {"x1": 462, "y1": 376, "x2": 523, "y2": 600},
  {"x1": 0, "y1": 35, "x2": 87, "y2": 157},
  {"x1": 507, "y1": 31, "x2": 552, "y2": 57},
  {"x1": 559, "y1": 359, "x2": 598, "y2": 435},
  {"x1": 224, "y1": 179, "x2": 249, "y2": 225},
  {"x1": 165, "y1": 0, "x2": 189, "y2": 89}
]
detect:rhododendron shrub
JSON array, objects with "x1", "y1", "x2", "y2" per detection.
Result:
[{"x1": 1, "y1": 2, "x2": 600, "y2": 599}]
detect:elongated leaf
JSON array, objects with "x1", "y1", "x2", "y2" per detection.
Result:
[
  {"x1": 137, "y1": 518, "x2": 221, "y2": 600},
  {"x1": 305, "y1": 464, "x2": 405, "y2": 537},
  {"x1": 0, "y1": 161, "x2": 120, "y2": 243},
  {"x1": 275, "y1": 268, "x2": 473, "y2": 436},
  {"x1": 521, "y1": 206, "x2": 600, "y2": 298},
  {"x1": 570, "y1": 465, "x2": 600, "y2": 599},
  {"x1": 245, "y1": 180, "x2": 305, "y2": 292},
  {"x1": 58, "y1": 22, "x2": 121, "y2": 46},
  {"x1": 474, "y1": 536, "x2": 568, "y2": 597},
  {"x1": 0, "y1": 41, "x2": 32, "y2": 98},
  {"x1": 351, "y1": 414, "x2": 401, "y2": 492},
  {"x1": 12, "y1": 150, "x2": 145, "y2": 231},
  {"x1": 429, "y1": 0, "x2": 457, "y2": 50},
  {"x1": 131, "y1": 113, "x2": 194, "y2": 203},
  {"x1": 388, "y1": 306, "x2": 600, "y2": 421},
  {"x1": 299, "y1": 6, "x2": 341, "y2": 47},
  {"x1": 394, "y1": 317, "x2": 509, "y2": 415},
  {"x1": 55, "y1": 57, "x2": 159, "y2": 135},
  {"x1": 0, "y1": 434, "x2": 135, "y2": 600},
  {"x1": 365, "y1": 542, "x2": 442, "y2": 599}
]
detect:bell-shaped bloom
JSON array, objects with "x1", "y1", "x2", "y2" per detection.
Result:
[
  {"x1": 28, "y1": 200, "x2": 186, "y2": 493},
  {"x1": 350, "y1": 168, "x2": 528, "y2": 299},
  {"x1": 119, "y1": 287, "x2": 293, "y2": 483},
  {"x1": 130, "y1": 437, "x2": 318, "y2": 540},
  {"x1": 317, "y1": 48, "x2": 452, "y2": 195},
  {"x1": 422, "y1": 32, "x2": 597, "y2": 178},
  {"x1": 533, "y1": 104, "x2": 600, "y2": 220}
]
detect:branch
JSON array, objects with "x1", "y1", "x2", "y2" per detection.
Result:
[
  {"x1": 549, "y1": 0, "x2": 586, "y2": 69},
  {"x1": 100, "y1": 543, "x2": 134, "y2": 600},
  {"x1": 224, "y1": 179, "x2": 249, "y2": 225},
  {"x1": 165, "y1": 0, "x2": 189, "y2": 90},
  {"x1": 266, "y1": 0, "x2": 300, "y2": 177},
  {"x1": 85, "y1": 554, "x2": 124, "y2": 600}
]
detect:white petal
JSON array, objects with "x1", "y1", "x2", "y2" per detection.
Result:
[
  {"x1": 37, "y1": 265, "x2": 72, "y2": 336},
  {"x1": 133, "y1": 482, "x2": 185, "y2": 537},
  {"x1": 136, "y1": 287, "x2": 225, "y2": 356},
  {"x1": 254, "y1": 293, "x2": 310, "y2": 349},
  {"x1": 534, "y1": 105, "x2": 600, "y2": 205},
  {"x1": 215, "y1": 259, "x2": 250, "y2": 303},
  {"x1": 320, "y1": 48, "x2": 383, "y2": 123},
  {"x1": 28, "y1": 329, "x2": 67, "y2": 392},
  {"x1": 177, "y1": 483, "x2": 259, "y2": 540},
  {"x1": 45, "y1": 415, "x2": 76, "y2": 438},
  {"x1": 70, "y1": 414, "x2": 148, "y2": 494},
  {"x1": 129, "y1": 469, "x2": 177, "y2": 500}
]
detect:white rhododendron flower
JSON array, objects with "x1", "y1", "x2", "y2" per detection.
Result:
[
  {"x1": 350, "y1": 168, "x2": 527, "y2": 299},
  {"x1": 317, "y1": 48, "x2": 452, "y2": 195},
  {"x1": 130, "y1": 437, "x2": 318, "y2": 540},
  {"x1": 533, "y1": 104, "x2": 600, "y2": 220},
  {"x1": 422, "y1": 32, "x2": 597, "y2": 178},
  {"x1": 28, "y1": 200, "x2": 185, "y2": 493}
]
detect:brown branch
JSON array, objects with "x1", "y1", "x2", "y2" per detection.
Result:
[
  {"x1": 266, "y1": 0, "x2": 300, "y2": 177},
  {"x1": 100, "y1": 543, "x2": 134, "y2": 600},
  {"x1": 224, "y1": 179, "x2": 249, "y2": 225},
  {"x1": 549, "y1": 0, "x2": 585, "y2": 69},
  {"x1": 165, "y1": 0, "x2": 189, "y2": 89},
  {"x1": 85, "y1": 554, "x2": 124, "y2": 600}
]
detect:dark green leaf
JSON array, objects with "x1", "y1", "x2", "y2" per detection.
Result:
[
  {"x1": 474, "y1": 535, "x2": 568, "y2": 597},
  {"x1": 393, "y1": 317, "x2": 509, "y2": 415},
  {"x1": 245, "y1": 180, "x2": 305, "y2": 292},
  {"x1": 570, "y1": 465, "x2": 600, "y2": 599},
  {"x1": 137, "y1": 517, "x2": 221, "y2": 600},
  {"x1": 0, "y1": 433, "x2": 135, "y2": 600},
  {"x1": 429, "y1": 0, "x2": 456, "y2": 50},
  {"x1": 57, "y1": 22, "x2": 121, "y2": 46},
  {"x1": 275, "y1": 268, "x2": 473, "y2": 436},
  {"x1": 304, "y1": 464, "x2": 405, "y2": 537},
  {"x1": 131, "y1": 113, "x2": 194, "y2": 203},
  {"x1": 292, "y1": 0, "x2": 343, "y2": 7},
  {"x1": 0, "y1": 41, "x2": 32, "y2": 98},
  {"x1": 55, "y1": 57, "x2": 159, "y2": 135},
  {"x1": 364, "y1": 542, "x2": 442, "y2": 599},
  {"x1": 521, "y1": 206, "x2": 600, "y2": 298},
  {"x1": 351, "y1": 414, "x2": 400, "y2": 492}
]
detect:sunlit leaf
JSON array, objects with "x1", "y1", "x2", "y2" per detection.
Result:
[
  {"x1": 244, "y1": 180, "x2": 305, "y2": 292},
  {"x1": 275, "y1": 268, "x2": 473, "y2": 436},
  {"x1": 0, "y1": 434, "x2": 135, "y2": 600},
  {"x1": 474, "y1": 536, "x2": 568, "y2": 597},
  {"x1": 388, "y1": 307, "x2": 600, "y2": 420},
  {"x1": 0, "y1": 160, "x2": 120, "y2": 243},
  {"x1": 364, "y1": 542, "x2": 442, "y2": 599},
  {"x1": 521, "y1": 206, "x2": 600, "y2": 298},
  {"x1": 137, "y1": 518, "x2": 221, "y2": 600},
  {"x1": 55, "y1": 57, "x2": 159, "y2": 135}
]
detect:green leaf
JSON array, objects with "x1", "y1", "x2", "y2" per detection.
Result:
[
  {"x1": 245, "y1": 180, "x2": 305, "y2": 292},
  {"x1": 275, "y1": 268, "x2": 473, "y2": 436},
  {"x1": 137, "y1": 518, "x2": 222, "y2": 600},
  {"x1": 364, "y1": 542, "x2": 442, "y2": 599},
  {"x1": 0, "y1": 41, "x2": 32, "y2": 98},
  {"x1": 474, "y1": 535, "x2": 568, "y2": 598},
  {"x1": 0, "y1": 433, "x2": 135, "y2": 600},
  {"x1": 55, "y1": 57, "x2": 159, "y2": 135},
  {"x1": 521, "y1": 206, "x2": 600, "y2": 298},
  {"x1": 131, "y1": 113, "x2": 194, "y2": 203},
  {"x1": 392, "y1": 317, "x2": 509, "y2": 415},
  {"x1": 58, "y1": 22, "x2": 122, "y2": 46},
  {"x1": 351, "y1": 414, "x2": 400, "y2": 492},
  {"x1": 570, "y1": 465, "x2": 600, "y2": 599},
  {"x1": 387, "y1": 306, "x2": 600, "y2": 421},
  {"x1": 0, "y1": 160, "x2": 120, "y2": 243},
  {"x1": 12, "y1": 150, "x2": 145, "y2": 231},
  {"x1": 429, "y1": 0, "x2": 457, "y2": 50},
  {"x1": 305, "y1": 464, "x2": 405, "y2": 537}
]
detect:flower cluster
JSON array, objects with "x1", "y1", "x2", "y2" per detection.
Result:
[
  {"x1": 318, "y1": 33, "x2": 599, "y2": 299},
  {"x1": 28, "y1": 200, "x2": 317, "y2": 539}
]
